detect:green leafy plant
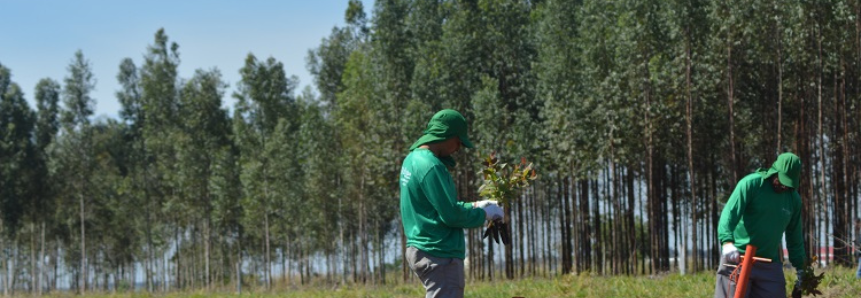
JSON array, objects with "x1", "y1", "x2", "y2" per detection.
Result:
[
  {"x1": 478, "y1": 152, "x2": 537, "y2": 245},
  {"x1": 791, "y1": 255, "x2": 825, "y2": 298}
]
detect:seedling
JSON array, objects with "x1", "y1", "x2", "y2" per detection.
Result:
[
  {"x1": 478, "y1": 152, "x2": 537, "y2": 245},
  {"x1": 791, "y1": 255, "x2": 825, "y2": 298}
]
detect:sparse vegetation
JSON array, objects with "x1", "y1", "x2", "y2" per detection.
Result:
[{"x1": 20, "y1": 267, "x2": 860, "y2": 298}]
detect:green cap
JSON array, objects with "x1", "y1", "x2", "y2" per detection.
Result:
[
  {"x1": 764, "y1": 152, "x2": 802, "y2": 188},
  {"x1": 409, "y1": 109, "x2": 474, "y2": 151}
]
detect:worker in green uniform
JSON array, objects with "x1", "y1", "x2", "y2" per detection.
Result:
[
  {"x1": 400, "y1": 109, "x2": 503, "y2": 298},
  {"x1": 714, "y1": 152, "x2": 806, "y2": 298}
]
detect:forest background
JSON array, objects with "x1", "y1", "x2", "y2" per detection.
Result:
[{"x1": 1, "y1": 0, "x2": 860, "y2": 295}]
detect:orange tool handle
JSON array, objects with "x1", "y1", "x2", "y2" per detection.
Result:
[
  {"x1": 740, "y1": 255, "x2": 772, "y2": 263},
  {"x1": 733, "y1": 245, "x2": 757, "y2": 298}
]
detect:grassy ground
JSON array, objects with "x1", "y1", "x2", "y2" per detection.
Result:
[{"x1": 24, "y1": 266, "x2": 861, "y2": 298}]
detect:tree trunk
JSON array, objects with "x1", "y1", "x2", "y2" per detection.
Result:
[
  {"x1": 2, "y1": 221, "x2": 6, "y2": 296},
  {"x1": 518, "y1": 186, "x2": 525, "y2": 278},
  {"x1": 816, "y1": 25, "x2": 827, "y2": 265},
  {"x1": 580, "y1": 179, "x2": 591, "y2": 273},
  {"x1": 175, "y1": 222, "x2": 181, "y2": 289},
  {"x1": 505, "y1": 197, "x2": 514, "y2": 279},
  {"x1": 205, "y1": 212, "x2": 211, "y2": 289},
  {"x1": 339, "y1": 194, "x2": 348, "y2": 285},
  {"x1": 264, "y1": 212, "x2": 271, "y2": 290},
  {"x1": 561, "y1": 177, "x2": 571, "y2": 274},
  {"x1": 53, "y1": 237, "x2": 59, "y2": 292},
  {"x1": 776, "y1": 19, "x2": 784, "y2": 153},
  {"x1": 592, "y1": 179, "x2": 602, "y2": 274},
  {"x1": 145, "y1": 175, "x2": 153, "y2": 293},
  {"x1": 236, "y1": 226, "x2": 242, "y2": 295},
  {"x1": 163, "y1": 246, "x2": 168, "y2": 292},
  {"x1": 192, "y1": 224, "x2": 197, "y2": 290},
  {"x1": 30, "y1": 223, "x2": 35, "y2": 294},
  {"x1": 839, "y1": 62, "x2": 852, "y2": 265},
  {"x1": 39, "y1": 221, "x2": 44, "y2": 295},
  {"x1": 626, "y1": 169, "x2": 636, "y2": 275},
  {"x1": 646, "y1": 54, "x2": 657, "y2": 275},
  {"x1": 80, "y1": 193, "x2": 86, "y2": 294},
  {"x1": 400, "y1": 218, "x2": 407, "y2": 283},
  {"x1": 685, "y1": 26, "x2": 698, "y2": 274}
]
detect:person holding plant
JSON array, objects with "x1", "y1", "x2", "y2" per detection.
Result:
[
  {"x1": 714, "y1": 152, "x2": 806, "y2": 298},
  {"x1": 399, "y1": 109, "x2": 503, "y2": 298}
]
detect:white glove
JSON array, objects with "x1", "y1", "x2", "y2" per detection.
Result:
[
  {"x1": 482, "y1": 204, "x2": 504, "y2": 221},
  {"x1": 722, "y1": 243, "x2": 740, "y2": 263},
  {"x1": 473, "y1": 200, "x2": 499, "y2": 209}
]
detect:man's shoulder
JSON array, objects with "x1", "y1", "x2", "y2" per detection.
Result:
[
  {"x1": 738, "y1": 173, "x2": 765, "y2": 188},
  {"x1": 403, "y1": 150, "x2": 444, "y2": 178}
]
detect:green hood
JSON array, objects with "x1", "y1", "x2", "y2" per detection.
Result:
[
  {"x1": 409, "y1": 109, "x2": 474, "y2": 151},
  {"x1": 408, "y1": 109, "x2": 474, "y2": 167},
  {"x1": 759, "y1": 152, "x2": 802, "y2": 188}
]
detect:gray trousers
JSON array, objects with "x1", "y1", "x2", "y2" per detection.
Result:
[
  {"x1": 714, "y1": 257, "x2": 786, "y2": 298},
  {"x1": 406, "y1": 246, "x2": 465, "y2": 298}
]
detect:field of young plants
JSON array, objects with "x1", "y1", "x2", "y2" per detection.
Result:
[{"x1": 27, "y1": 266, "x2": 859, "y2": 298}]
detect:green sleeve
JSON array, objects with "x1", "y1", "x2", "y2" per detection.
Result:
[
  {"x1": 718, "y1": 177, "x2": 756, "y2": 244},
  {"x1": 785, "y1": 193, "x2": 806, "y2": 270},
  {"x1": 422, "y1": 165, "x2": 486, "y2": 229}
]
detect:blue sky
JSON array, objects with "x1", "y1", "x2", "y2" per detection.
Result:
[{"x1": 1, "y1": 0, "x2": 373, "y2": 119}]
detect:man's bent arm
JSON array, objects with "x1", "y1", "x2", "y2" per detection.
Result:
[
  {"x1": 718, "y1": 177, "x2": 756, "y2": 245},
  {"x1": 785, "y1": 193, "x2": 806, "y2": 270},
  {"x1": 423, "y1": 165, "x2": 486, "y2": 228}
]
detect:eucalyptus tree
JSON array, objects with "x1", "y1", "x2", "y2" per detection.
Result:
[
  {"x1": 115, "y1": 57, "x2": 146, "y2": 289},
  {"x1": 407, "y1": 0, "x2": 446, "y2": 111},
  {"x1": 469, "y1": 77, "x2": 507, "y2": 278},
  {"x1": 364, "y1": 0, "x2": 414, "y2": 283},
  {"x1": 0, "y1": 64, "x2": 36, "y2": 295},
  {"x1": 59, "y1": 50, "x2": 97, "y2": 292},
  {"x1": 334, "y1": 49, "x2": 378, "y2": 283},
  {"x1": 578, "y1": 0, "x2": 676, "y2": 274},
  {"x1": 305, "y1": 11, "x2": 365, "y2": 279},
  {"x1": 34, "y1": 79, "x2": 61, "y2": 155},
  {"x1": 623, "y1": 0, "x2": 676, "y2": 274},
  {"x1": 307, "y1": 26, "x2": 357, "y2": 111},
  {"x1": 371, "y1": 0, "x2": 411, "y2": 113},
  {"x1": 574, "y1": 0, "x2": 623, "y2": 275},
  {"x1": 533, "y1": 0, "x2": 585, "y2": 275},
  {"x1": 264, "y1": 117, "x2": 304, "y2": 284},
  {"x1": 661, "y1": 0, "x2": 711, "y2": 273},
  {"x1": 306, "y1": 7, "x2": 363, "y2": 283},
  {"x1": 32, "y1": 78, "x2": 61, "y2": 294},
  {"x1": 208, "y1": 123, "x2": 242, "y2": 288},
  {"x1": 294, "y1": 92, "x2": 341, "y2": 283},
  {"x1": 707, "y1": 0, "x2": 763, "y2": 185},
  {"x1": 176, "y1": 68, "x2": 230, "y2": 288},
  {"x1": 825, "y1": 0, "x2": 861, "y2": 265},
  {"x1": 139, "y1": 28, "x2": 181, "y2": 291},
  {"x1": 233, "y1": 54, "x2": 297, "y2": 289},
  {"x1": 86, "y1": 119, "x2": 134, "y2": 292},
  {"x1": 475, "y1": 0, "x2": 537, "y2": 279}
]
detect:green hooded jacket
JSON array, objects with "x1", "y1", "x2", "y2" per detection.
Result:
[
  {"x1": 400, "y1": 109, "x2": 484, "y2": 259},
  {"x1": 718, "y1": 153, "x2": 806, "y2": 269},
  {"x1": 399, "y1": 149, "x2": 486, "y2": 259}
]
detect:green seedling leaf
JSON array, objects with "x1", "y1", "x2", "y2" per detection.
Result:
[{"x1": 477, "y1": 152, "x2": 538, "y2": 246}]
